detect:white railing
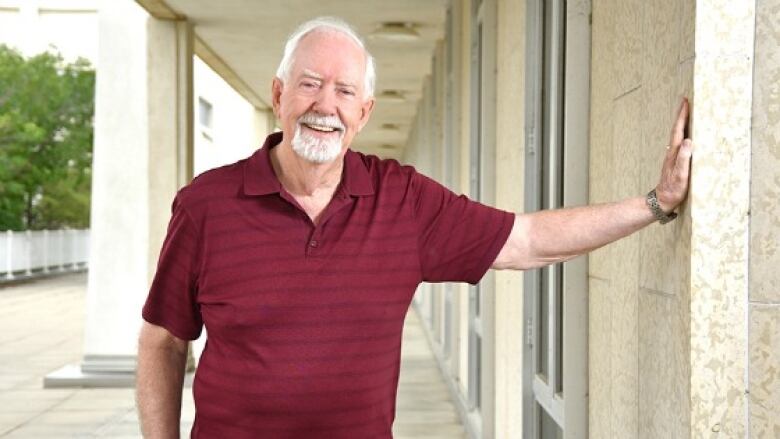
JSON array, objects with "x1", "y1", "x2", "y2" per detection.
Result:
[{"x1": 0, "y1": 229, "x2": 90, "y2": 281}]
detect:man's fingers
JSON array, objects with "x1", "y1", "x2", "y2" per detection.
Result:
[
  {"x1": 673, "y1": 138, "x2": 694, "y2": 184},
  {"x1": 656, "y1": 100, "x2": 692, "y2": 212},
  {"x1": 663, "y1": 137, "x2": 681, "y2": 170},
  {"x1": 669, "y1": 98, "x2": 689, "y2": 146}
]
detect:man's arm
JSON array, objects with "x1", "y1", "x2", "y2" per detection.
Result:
[
  {"x1": 493, "y1": 98, "x2": 693, "y2": 271},
  {"x1": 136, "y1": 321, "x2": 189, "y2": 439}
]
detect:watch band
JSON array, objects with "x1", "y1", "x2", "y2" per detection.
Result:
[{"x1": 646, "y1": 189, "x2": 678, "y2": 224}]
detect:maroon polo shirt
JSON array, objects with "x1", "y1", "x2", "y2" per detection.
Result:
[{"x1": 142, "y1": 132, "x2": 514, "y2": 438}]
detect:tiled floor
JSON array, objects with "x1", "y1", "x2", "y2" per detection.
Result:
[{"x1": 0, "y1": 273, "x2": 467, "y2": 438}]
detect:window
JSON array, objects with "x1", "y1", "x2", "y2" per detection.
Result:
[
  {"x1": 468, "y1": 0, "x2": 485, "y2": 412},
  {"x1": 523, "y1": 0, "x2": 590, "y2": 437},
  {"x1": 198, "y1": 97, "x2": 213, "y2": 140}
]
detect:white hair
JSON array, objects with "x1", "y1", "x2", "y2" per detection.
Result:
[{"x1": 275, "y1": 16, "x2": 376, "y2": 98}]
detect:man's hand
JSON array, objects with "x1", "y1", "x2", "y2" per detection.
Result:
[
  {"x1": 492, "y1": 97, "x2": 695, "y2": 271},
  {"x1": 655, "y1": 98, "x2": 693, "y2": 213}
]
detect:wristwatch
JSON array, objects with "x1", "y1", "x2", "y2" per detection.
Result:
[{"x1": 646, "y1": 189, "x2": 677, "y2": 224}]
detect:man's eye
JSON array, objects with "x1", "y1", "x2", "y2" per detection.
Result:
[
  {"x1": 301, "y1": 82, "x2": 317, "y2": 89},
  {"x1": 340, "y1": 89, "x2": 355, "y2": 96}
]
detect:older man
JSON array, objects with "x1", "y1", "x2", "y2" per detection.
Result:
[{"x1": 137, "y1": 16, "x2": 692, "y2": 439}]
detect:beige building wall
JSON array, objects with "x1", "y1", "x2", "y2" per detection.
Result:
[
  {"x1": 749, "y1": 0, "x2": 780, "y2": 436},
  {"x1": 406, "y1": 0, "x2": 779, "y2": 438},
  {"x1": 489, "y1": 0, "x2": 525, "y2": 436},
  {"x1": 0, "y1": 0, "x2": 99, "y2": 63},
  {"x1": 588, "y1": 0, "x2": 695, "y2": 436},
  {"x1": 588, "y1": 0, "x2": 780, "y2": 438},
  {"x1": 192, "y1": 55, "x2": 273, "y2": 177}
]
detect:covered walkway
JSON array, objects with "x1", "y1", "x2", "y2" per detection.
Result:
[{"x1": 0, "y1": 274, "x2": 465, "y2": 438}]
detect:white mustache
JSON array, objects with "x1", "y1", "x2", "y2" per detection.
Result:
[{"x1": 297, "y1": 113, "x2": 345, "y2": 131}]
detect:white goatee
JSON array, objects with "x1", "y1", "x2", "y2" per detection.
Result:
[{"x1": 291, "y1": 113, "x2": 346, "y2": 163}]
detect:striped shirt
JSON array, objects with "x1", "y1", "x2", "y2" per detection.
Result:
[{"x1": 142, "y1": 132, "x2": 514, "y2": 438}]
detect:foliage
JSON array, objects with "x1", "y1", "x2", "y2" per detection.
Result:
[{"x1": 0, "y1": 44, "x2": 94, "y2": 230}]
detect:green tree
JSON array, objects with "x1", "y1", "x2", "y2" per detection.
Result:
[{"x1": 0, "y1": 44, "x2": 94, "y2": 230}]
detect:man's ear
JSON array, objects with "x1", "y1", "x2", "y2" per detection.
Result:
[
  {"x1": 271, "y1": 78, "x2": 284, "y2": 117},
  {"x1": 358, "y1": 97, "x2": 376, "y2": 132}
]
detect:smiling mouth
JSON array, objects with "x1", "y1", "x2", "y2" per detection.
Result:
[{"x1": 303, "y1": 123, "x2": 341, "y2": 133}]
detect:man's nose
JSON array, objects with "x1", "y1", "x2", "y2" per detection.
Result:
[{"x1": 312, "y1": 87, "x2": 338, "y2": 116}]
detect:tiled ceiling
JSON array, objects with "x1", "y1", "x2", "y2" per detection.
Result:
[{"x1": 161, "y1": 0, "x2": 448, "y2": 159}]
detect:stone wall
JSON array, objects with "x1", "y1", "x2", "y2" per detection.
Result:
[
  {"x1": 588, "y1": 0, "x2": 695, "y2": 436},
  {"x1": 749, "y1": 0, "x2": 780, "y2": 436},
  {"x1": 588, "y1": 0, "x2": 779, "y2": 437}
]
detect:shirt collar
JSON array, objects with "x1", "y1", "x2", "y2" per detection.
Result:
[{"x1": 243, "y1": 132, "x2": 375, "y2": 197}]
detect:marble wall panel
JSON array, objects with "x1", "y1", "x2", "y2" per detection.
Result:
[
  {"x1": 642, "y1": 0, "x2": 682, "y2": 80},
  {"x1": 750, "y1": 0, "x2": 780, "y2": 303},
  {"x1": 694, "y1": 0, "x2": 756, "y2": 57},
  {"x1": 748, "y1": 2, "x2": 780, "y2": 437},
  {"x1": 608, "y1": 235, "x2": 640, "y2": 438},
  {"x1": 608, "y1": 88, "x2": 642, "y2": 434},
  {"x1": 750, "y1": 122, "x2": 780, "y2": 303},
  {"x1": 588, "y1": 0, "x2": 619, "y2": 281},
  {"x1": 749, "y1": 304, "x2": 780, "y2": 438},
  {"x1": 680, "y1": 0, "x2": 696, "y2": 61},
  {"x1": 609, "y1": 94, "x2": 643, "y2": 439},
  {"x1": 637, "y1": 75, "x2": 687, "y2": 297},
  {"x1": 591, "y1": 0, "x2": 619, "y2": 101},
  {"x1": 589, "y1": 0, "x2": 760, "y2": 437},
  {"x1": 590, "y1": 2, "x2": 679, "y2": 436},
  {"x1": 611, "y1": 90, "x2": 643, "y2": 199},
  {"x1": 588, "y1": 245, "x2": 613, "y2": 283},
  {"x1": 588, "y1": 277, "x2": 612, "y2": 439},
  {"x1": 588, "y1": 93, "x2": 614, "y2": 280},
  {"x1": 689, "y1": 52, "x2": 752, "y2": 439},
  {"x1": 613, "y1": 0, "x2": 643, "y2": 97},
  {"x1": 638, "y1": 290, "x2": 688, "y2": 439},
  {"x1": 752, "y1": 0, "x2": 780, "y2": 130},
  {"x1": 588, "y1": 81, "x2": 615, "y2": 207}
]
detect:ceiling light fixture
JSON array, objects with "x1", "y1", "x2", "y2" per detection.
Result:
[
  {"x1": 377, "y1": 90, "x2": 407, "y2": 103},
  {"x1": 369, "y1": 22, "x2": 420, "y2": 42}
]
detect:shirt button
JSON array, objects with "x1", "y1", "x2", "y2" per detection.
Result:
[{"x1": 309, "y1": 240, "x2": 318, "y2": 248}]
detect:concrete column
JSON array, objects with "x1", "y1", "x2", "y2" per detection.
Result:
[
  {"x1": 45, "y1": 0, "x2": 193, "y2": 388},
  {"x1": 489, "y1": 0, "x2": 526, "y2": 436},
  {"x1": 747, "y1": 1, "x2": 780, "y2": 436},
  {"x1": 253, "y1": 107, "x2": 276, "y2": 139},
  {"x1": 688, "y1": 1, "x2": 755, "y2": 435}
]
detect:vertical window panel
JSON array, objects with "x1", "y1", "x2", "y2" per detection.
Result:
[
  {"x1": 538, "y1": 403, "x2": 564, "y2": 439},
  {"x1": 524, "y1": 0, "x2": 590, "y2": 437},
  {"x1": 468, "y1": 0, "x2": 487, "y2": 414},
  {"x1": 198, "y1": 97, "x2": 212, "y2": 128}
]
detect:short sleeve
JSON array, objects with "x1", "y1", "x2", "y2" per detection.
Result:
[
  {"x1": 141, "y1": 194, "x2": 203, "y2": 340},
  {"x1": 412, "y1": 172, "x2": 514, "y2": 284}
]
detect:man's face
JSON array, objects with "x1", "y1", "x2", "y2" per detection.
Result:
[{"x1": 272, "y1": 31, "x2": 375, "y2": 164}]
